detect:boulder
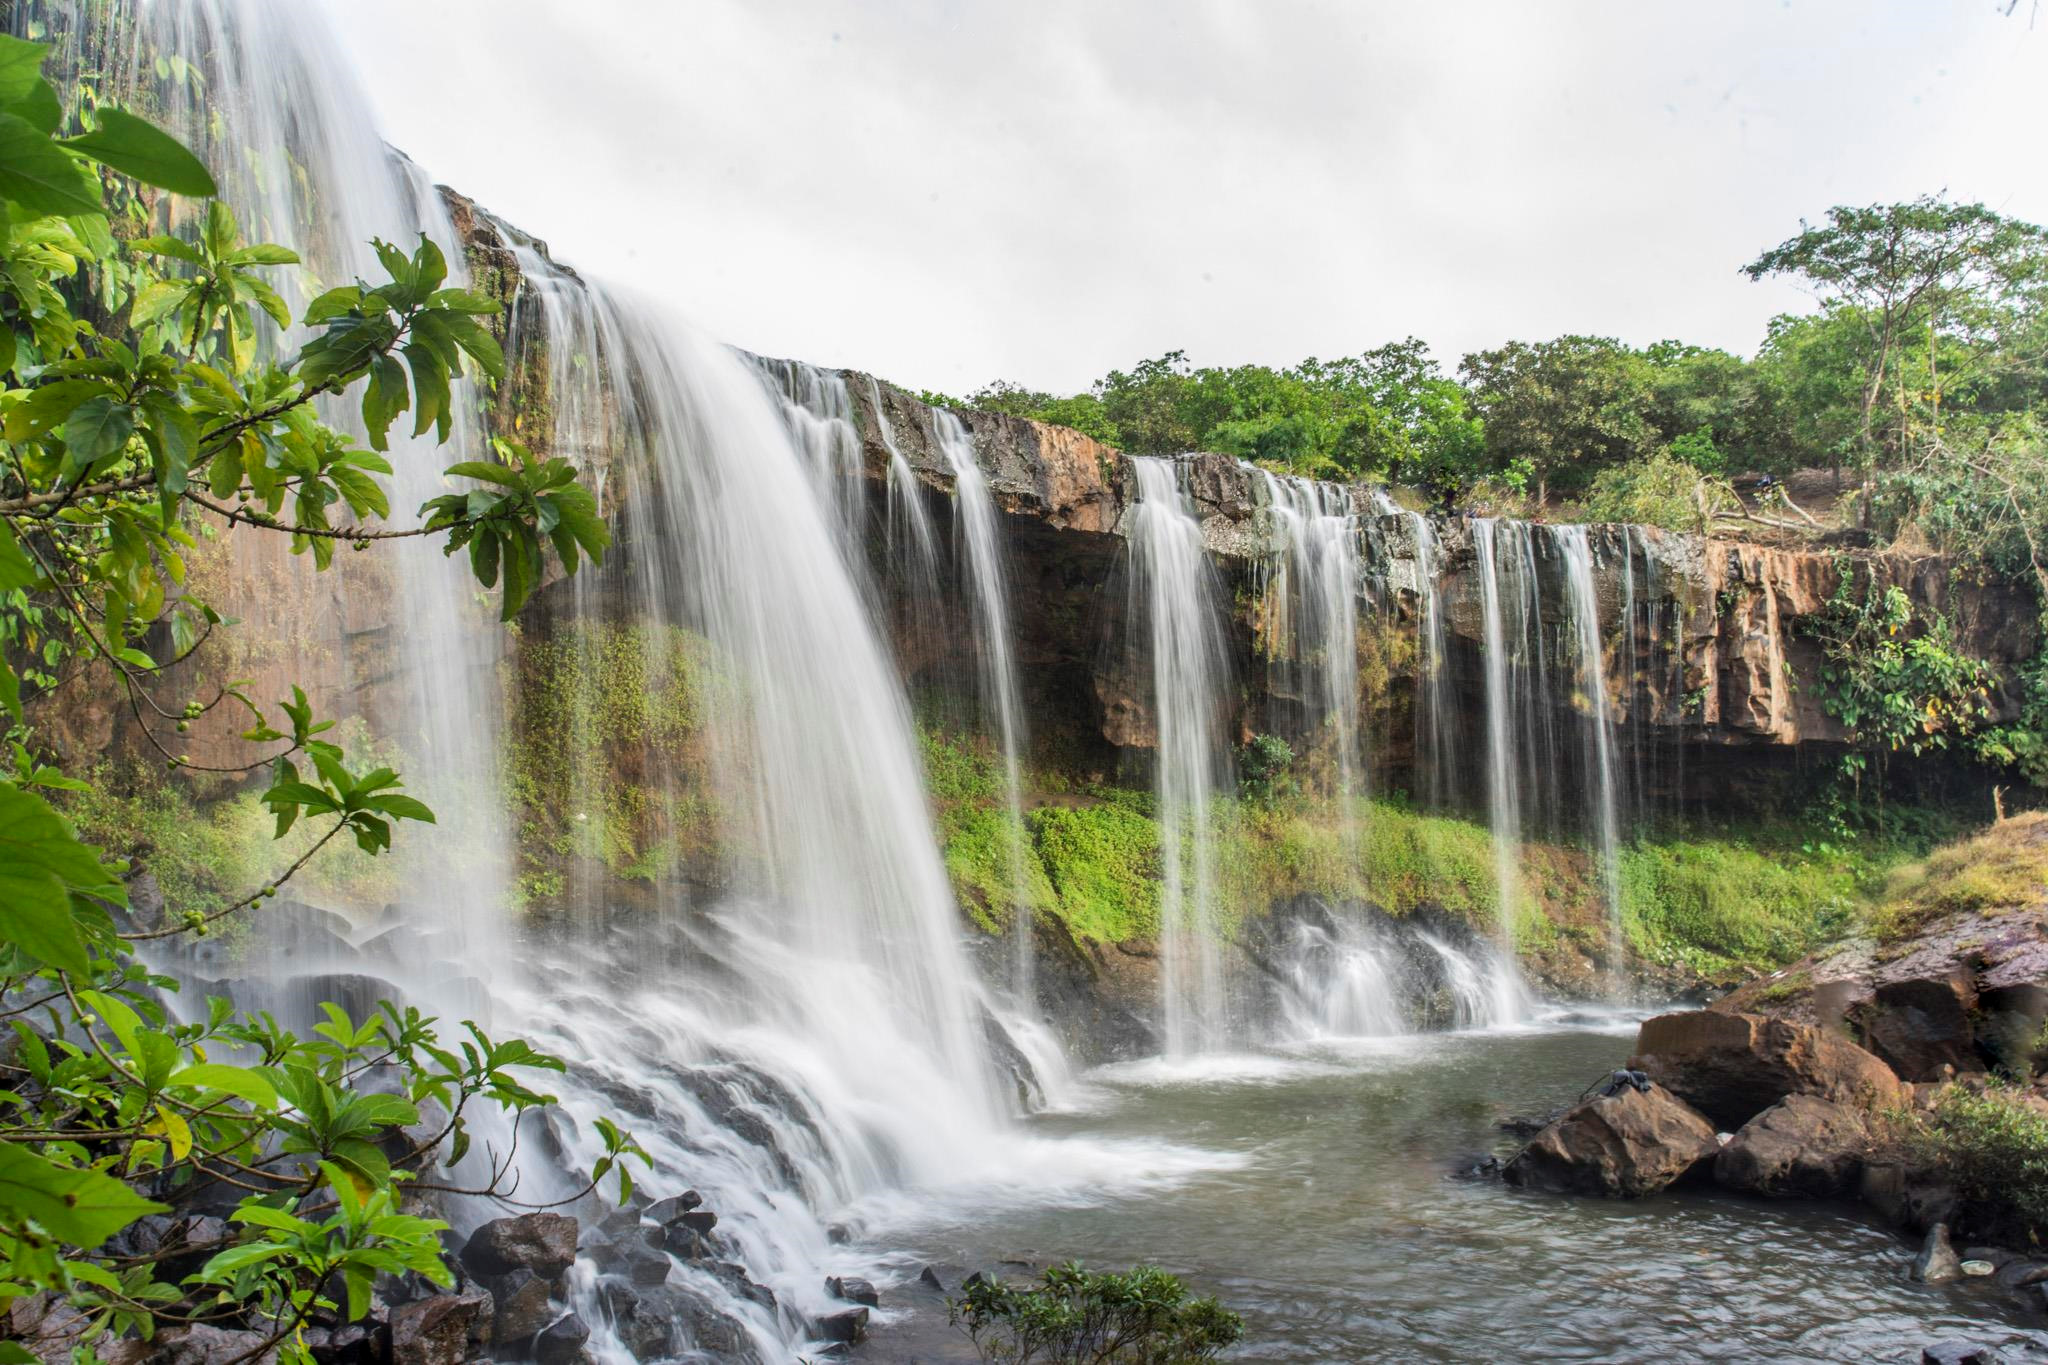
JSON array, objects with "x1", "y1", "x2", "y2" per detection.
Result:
[
  {"x1": 460, "y1": 1214, "x2": 579, "y2": 1282},
  {"x1": 1912, "y1": 1224, "x2": 1964, "y2": 1284},
  {"x1": 1995, "y1": 1259, "x2": 2048, "y2": 1290},
  {"x1": 486, "y1": 1267, "x2": 555, "y2": 1345},
  {"x1": 155, "y1": 1325, "x2": 279, "y2": 1365},
  {"x1": 1922, "y1": 1344, "x2": 2005, "y2": 1365},
  {"x1": 1863, "y1": 974, "x2": 1981, "y2": 1081},
  {"x1": 533, "y1": 1312, "x2": 589, "y2": 1365},
  {"x1": 306, "y1": 1323, "x2": 384, "y2": 1365},
  {"x1": 644, "y1": 1191, "x2": 703, "y2": 1225},
  {"x1": 1860, "y1": 1161, "x2": 1959, "y2": 1234},
  {"x1": 826, "y1": 1275, "x2": 879, "y2": 1307},
  {"x1": 814, "y1": 1307, "x2": 870, "y2": 1345},
  {"x1": 1630, "y1": 1010, "x2": 1907, "y2": 1129},
  {"x1": 390, "y1": 1290, "x2": 492, "y2": 1365},
  {"x1": 596, "y1": 1282, "x2": 675, "y2": 1360},
  {"x1": 1714, "y1": 1094, "x2": 1871, "y2": 1198},
  {"x1": 918, "y1": 1265, "x2": 946, "y2": 1292},
  {"x1": 1502, "y1": 1083, "x2": 1720, "y2": 1197}
]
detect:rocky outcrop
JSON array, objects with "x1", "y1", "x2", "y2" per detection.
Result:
[
  {"x1": 1628, "y1": 1010, "x2": 1907, "y2": 1130},
  {"x1": 1716, "y1": 814, "x2": 2048, "y2": 1081},
  {"x1": 1502, "y1": 1083, "x2": 1720, "y2": 1196}
]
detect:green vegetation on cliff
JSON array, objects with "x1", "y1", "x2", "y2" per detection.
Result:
[{"x1": 911, "y1": 729, "x2": 1917, "y2": 986}]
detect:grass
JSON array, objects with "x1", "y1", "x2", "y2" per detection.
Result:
[
  {"x1": 1868, "y1": 811, "x2": 2048, "y2": 945},
  {"x1": 906, "y1": 726, "x2": 1943, "y2": 981}
]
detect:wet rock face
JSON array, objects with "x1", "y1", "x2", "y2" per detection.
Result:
[
  {"x1": 459, "y1": 1214, "x2": 579, "y2": 1282},
  {"x1": 1714, "y1": 1093, "x2": 1872, "y2": 1198},
  {"x1": 1629, "y1": 1010, "x2": 1907, "y2": 1130},
  {"x1": 1502, "y1": 1083, "x2": 1720, "y2": 1197}
]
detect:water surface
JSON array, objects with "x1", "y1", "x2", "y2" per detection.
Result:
[{"x1": 859, "y1": 1021, "x2": 2048, "y2": 1363}]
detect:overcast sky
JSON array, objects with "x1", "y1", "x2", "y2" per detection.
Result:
[{"x1": 317, "y1": 0, "x2": 2045, "y2": 397}]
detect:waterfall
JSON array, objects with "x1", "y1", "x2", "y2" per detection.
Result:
[
  {"x1": 1252, "y1": 471, "x2": 1365, "y2": 826},
  {"x1": 1409, "y1": 512, "x2": 1456, "y2": 810},
  {"x1": 932, "y1": 411, "x2": 1037, "y2": 1005},
  {"x1": 1557, "y1": 527, "x2": 1624, "y2": 985},
  {"x1": 1127, "y1": 458, "x2": 1232, "y2": 1056},
  {"x1": 1472, "y1": 519, "x2": 1528, "y2": 1021}
]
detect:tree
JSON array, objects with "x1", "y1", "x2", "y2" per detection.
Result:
[
  {"x1": 1743, "y1": 197, "x2": 2048, "y2": 474},
  {"x1": 0, "y1": 35, "x2": 640, "y2": 1359},
  {"x1": 1459, "y1": 336, "x2": 1657, "y2": 504}
]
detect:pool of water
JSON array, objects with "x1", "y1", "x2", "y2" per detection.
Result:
[{"x1": 852, "y1": 1017, "x2": 2048, "y2": 1363}]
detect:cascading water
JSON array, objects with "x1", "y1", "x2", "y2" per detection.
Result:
[
  {"x1": 1409, "y1": 512, "x2": 1458, "y2": 810},
  {"x1": 1473, "y1": 519, "x2": 1529, "y2": 1021},
  {"x1": 932, "y1": 410, "x2": 1037, "y2": 1005},
  {"x1": 1556, "y1": 526, "x2": 1625, "y2": 985},
  {"x1": 1252, "y1": 471, "x2": 1365, "y2": 828},
  {"x1": 1127, "y1": 458, "x2": 1233, "y2": 1055}
]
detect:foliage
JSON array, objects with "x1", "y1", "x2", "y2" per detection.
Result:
[
  {"x1": 1895, "y1": 1083, "x2": 2048, "y2": 1244},
  {"x1": 950, "y1": 1262, "x2": 1243, "y2": 1365},
  {"x1": 1744, "y1": 197, "x2": 2048, "y2": 474},
  {"x1": 1234, "y1": 733, "x2": 1294, "y2": 803},
  {"x1": 1619, "y1": 835, "x2": 1865, "y2": 976},
  {"x1": 1031, "y1": 796, "x2": 1163, "y2": 944},
  {"x1": 1581, "y1": 452, "x2": 1741, "y2": 535},
  {"x1": 1802, "y1": 572, "x2": 1997, "y2": 806},
  {"x1": 0, "y1": 39, "x2": 640, "y2": 1360}
]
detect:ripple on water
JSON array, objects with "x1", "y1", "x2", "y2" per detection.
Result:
[{"x1": 879, "y1": 1026, "x2": 2048, "y2": 1364}]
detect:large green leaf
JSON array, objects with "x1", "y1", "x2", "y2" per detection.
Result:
[
  {"x1": 0, "y1": 785, "x2": 121, "y2": 973},
  {"x1": 63, "y1": 107, "x2": 216, "y2": 196},
  {"x1": 0, "y1": 36, "x2": 48, "y2": 107},
  {"x1": 0, "y1": 1140, "x2": 166, "y2": 1248},
  {"x1": 59, "y1": 395, "x2": 136, "y2": 477},
  {"x1": 0, "y1": 110, "x2": 100, "y2": 216}
]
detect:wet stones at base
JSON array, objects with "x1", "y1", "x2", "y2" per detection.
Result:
[
  {"x1": 1913, "y1": 1225, "x2": 1965, "y2": 1285},
  {"x1": 826, "y1": 1275, "x2": 879, "y2": 1307}
]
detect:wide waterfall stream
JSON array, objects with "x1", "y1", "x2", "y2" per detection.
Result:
[{"x1": 29, "y1": 4, "x2": 2048, "y2": 1364}]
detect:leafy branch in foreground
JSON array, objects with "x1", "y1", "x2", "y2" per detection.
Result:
[
  {"x1": 950, "y1": 1262, "x2": 1244, "y2": 1365},
  {"x1": 0, "y1": 32, "x2": 635, "y2": 1363}
]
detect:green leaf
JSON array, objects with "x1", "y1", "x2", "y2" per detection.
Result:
[
  {"x1": 63, "y1": 107, "x2": 216, "y2": 196},
  {"x1": 0, "y1": 35, "x2": 49, "y2": 107},
  {"x1": 0, "y1": 110, "x2": 101, "y2": 216},
  {"x1": 0, "y1": 1143, "x2": 167, "y2": 1248},
  {"x1": 0, "y1": 784, "x2": 121, "y2": 973},
  {"x1": 369, "y1": 794, "x2": 435, "y2": 824},
  {"x1": 224, "y1": 243, "x2": 299, "y2": 266},
  {"x1": 130, "y1": 278, "x2": 191, "y2": 329},
  {"x1": 60, "y1": 395, "x2": 136, "y2": 475},
  {"x1": 169, "y1": 1062, "x2": 280, "y2": 1110}
]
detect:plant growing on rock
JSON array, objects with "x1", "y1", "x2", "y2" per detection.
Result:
[
  {"x1": 949, "y1": 1262, "x2": 1243, "y2": 1365},
  {"x1": 0, "y1": 36, "x2": 640, "y2": 1363},
  {"x1": 1893, "y1": 1083, "x2": 2048, "y2": 1245}
]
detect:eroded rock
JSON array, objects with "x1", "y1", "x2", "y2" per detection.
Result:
[
  {"x1": 1912, "y1": 1224, "x2": 1964, "y2": 1284},
  {"x1": 1630, "y1": 1010, "x2": 1906, "y2": 1129},
  {"x1": 1502, "y1": 1083, "x2": 1719, "y2": 1197},
  {"x1": 1714, "y1": 1093, "x2": 1872, "y2": 1198},
  {"x1": 460, "y1": 1213, "x2": 579, "y2": 1282}
]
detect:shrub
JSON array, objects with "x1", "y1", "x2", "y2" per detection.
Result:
[
  {"x1": 1236, "y1": 733, "x2": 1296, "y2": 803},
  {"x1": 1581, "y1": 451, "x2": 1740, "y2": 534},
  {"x1": 1897, "y1": 1084, "x2": 2048, "y2": 1244},
  {"x1": 951, "y1": 1263, "x2": 1243, "y2": 1365}
]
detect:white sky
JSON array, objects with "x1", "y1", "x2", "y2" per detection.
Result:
[{"x1": 318, "y1": 0, "x2": 2047, "y2": 397}]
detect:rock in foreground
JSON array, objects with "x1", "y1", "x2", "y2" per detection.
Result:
[
  {"x1": 1714, "y1": 1093, "x2": 1873, "y2": 1198},
  {"x1": 1503, "y1": 1083, "x2": 1720, "y2": 1197}
]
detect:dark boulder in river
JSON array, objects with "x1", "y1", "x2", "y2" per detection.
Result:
[{"x1": 1503, "y1": 1082, "x2": 1720, "y2": 1197}]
